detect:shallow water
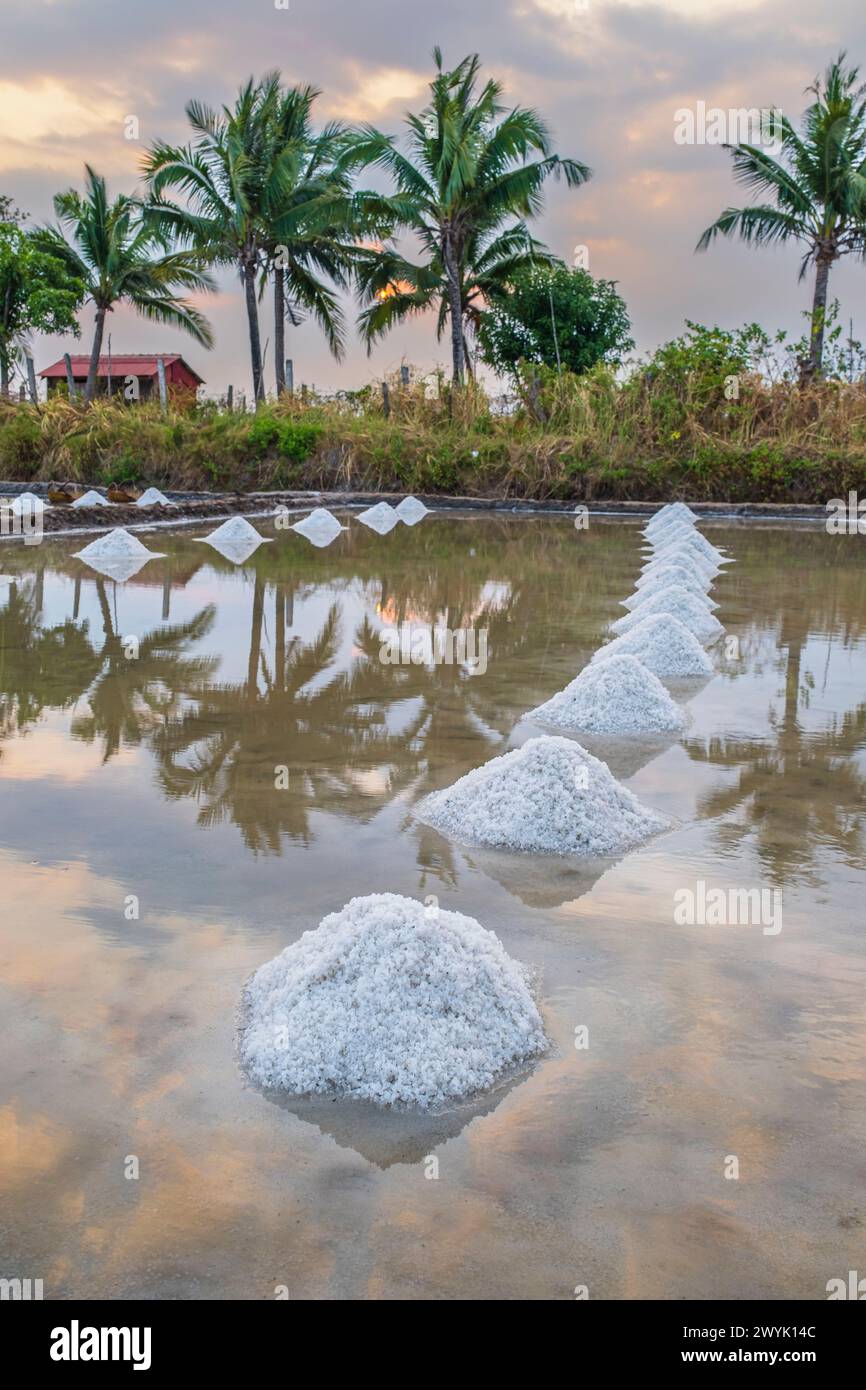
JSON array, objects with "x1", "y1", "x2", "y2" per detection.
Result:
[{"x1": 1, "y1": 511, "x2": 865, "y2": 1300}]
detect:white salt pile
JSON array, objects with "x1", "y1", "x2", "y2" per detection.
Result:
[
  {"x1": 195, "y1": 515, "x2": 272, "y2": 558},
  {"x1": 72, "y1": 489, "x2": 110, "y2": 509},
  {"x1": 8, "y1": 492, "x2": 46, "y2": 514},
  {"x1": 74, "y1": 528, "x2": 164, "y2": 581},
  {"x1": 239, "y1": 892, "x2": 548, "y2": 1110},
  {"x1": 648, "y1": 527, "x2": 727, "y2": 566},
  {"x1": 642, "y1": 545, "x2": 718, "y2": 583},
  {"x1": 417, "y1": 735, "x2": 668, "y2": 854},
  {"x1": 611, "y1": 584, "x2": 724, "y2": 644},
  {"x1": 75, "y1": 527, "x2": 158, "y2": 562},
  {"x1": 527, "y1": 653, "x2": 686, "y2": 735},
  {"x1": 291, "y1": 507, "x2": 343, "y2": 548},
  {"x1": 595, "y1": 612, "x2": 713, "y2": 677},
  {"x1": 644, "y1": 502, "x2": 696, "y2": 538},
  {"x1": 357, "y1": 501, "x2": 400, "y2": 535},
  {"x1": 136, "y1": 487, "x2": 173, "y2": 507},
  {"x1": 395, "y1": 495, "x2": 429, "y2": 526},
  {"x1": 628, "y1": 563, "x2": 716, "y2": 605}
]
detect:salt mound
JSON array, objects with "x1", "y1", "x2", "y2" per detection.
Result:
[
  {"x1": 395, "y1": 495, "x2": 429, "y2": 526},
  {"x1": 292, "y1": 507, "x2": 343, "y2": 548},
  {"x1": 239, "y1": 892, "x2": 547, "y2": 1110},
  {"x1": 74, "y1": 529, "x2": 165, "y2": 579},
  {"x1": 136, "y1": 487, "x2": 173, "y2": 507},
  {"x1": 595, "y1": 612, "x2": 713, "y2": 677},
  {"x1": 195, "y1": 515, "x2": 271, "y2": 550},
  {"x1": 644, "y1": 502, "x2": 696, "y2": 537},
  {"x1": 644, "y1": 516, "x2": 695, "y2": 547},
  {"x1": 357, "y1": 501, "x2": 399, "y2": 535},
  {"x1": 8, "y1": 492, "x2": 46, "y2": 514},
  {"x1": 627, "y1": 563, "x2": 716, "y2": 605},
  {"x1": 72, "y1": 489, "x2": 110, "y2": 508},
  {"x1": 611, "y1": 584, "x2": 724, "y2": 644},
  {"x1": 649, "y1": 528, "x2": 727, "y2": 565},
  {"x1": 642, "y1": 545, "x2": 718, "y2": 583},
  {"x1": 417, "y1": 734, "x2": 668, "y2": 855},
  {"x1": 527, "y1": 653, "x2": 686, "y2": 735}
]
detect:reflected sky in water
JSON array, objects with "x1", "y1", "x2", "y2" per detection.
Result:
[{"x1": 1, "y1": 513, "x2": 865, "y2": 1298}]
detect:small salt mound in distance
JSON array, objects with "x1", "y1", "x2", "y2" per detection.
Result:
[
  {"x1": 630, "y1": 562, "x2": 715, "y2": 603},
  {"x1": 72, "y1": 489, "x2": 111, "y2": 508},
  {"x1": 417, "y1": 734, "x2": 668, "y2": 855},
  {"x1": 396, "y1": 495, "x2": 429, "y2": 525},
  {"x1": 611, "y1": 584, "x2": 724, "y2": 644},
  {"x1": 594, "y1": 612, "x2": 713, "y2": 677},
  {"x1": 649, "y1": 527, "x2": 727, "y2": 566},
  {"x1": 644, "y1": 502, "x2": 696, "y2": 537},
  {"x1": 291, "y1": 507, "x2": 343, "y2": 548},
  {"x1": 239, "y1": 892, "x2": 547, "y2": 1110},
  {"x1": 641, "y1": 541, "x2": 717, "y2": 575},
  {"x1": 7, "y1": 491, "x2": 47, "y2": 514},
  {"x1": 644, "y1": 516, "x2": 696, "y2": 548},
  {"x1": 195, "y1": 515, "x2": 272, "y2": 552},
  {"x1": 74, "y1": 528, "x2": 165, "y2": 576},
  {"x1": 357, "y1": 501, "x2": 399, "y2": 534},
  {"x1": 136, "y1": 487, "x2": 173, "y2": 507},
  {"x1": 527, "y1": 653, "x2": 686, "y2": 735}
]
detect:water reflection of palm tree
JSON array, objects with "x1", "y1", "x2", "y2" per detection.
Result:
[
  {"x1": 71, "y1": 580, "x2": 218, "y2": 761},
  {"x1": 0, "y1": 578, "x2": 100, "y2": 749},
  {"x1": 685, "y1": 604, "x2": 866, "y2": 886}
]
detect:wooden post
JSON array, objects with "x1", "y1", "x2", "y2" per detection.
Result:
[
  {"x1": 25, "y1": 354, "x2": 38, "y2": 405},
  {"x1": 400, "y1": 364, "x2": 410, "y2": 387},
  {"x1": 156, "y1": 356, "x2": 168, "y2": 414},
  {"x1": 227, "y1": 384, "x2": 234, "y2": 413},
  {"x1": 18, "y1": 384, "x2": 25, "y2": 401},
  {"x1": 64, "y1": 353, "x2": 77, "y2": 400},
  {"x1": 285, "y1": 359, "x2": 293, "y2": 395},
  {"x1": 382, "y1": 381, "x2": 391, "y2": 417}
]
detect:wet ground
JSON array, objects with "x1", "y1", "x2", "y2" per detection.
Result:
[{"x1": 1, "y1": 512, "x2": 864, "y2": 1300}]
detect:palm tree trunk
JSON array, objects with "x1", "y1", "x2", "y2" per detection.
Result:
[
  {"x1": 85, "y1": 306, "x2": 107, "y2": 403},
  {"x1": 274, "y1": 269, "x2": 286, "y2": 397},
  {"x1": 442, "y1": 236, "x2": 464, "y2": 385},
  {"x1": 807, "y1": 253, "x2": 833, "y2": 379},
  {"x1": 0, "y1": 351, "x2": 9, "y2": 400},
  {"x1": 243, "y1": 261, "x2": 264, "y2": 405}
]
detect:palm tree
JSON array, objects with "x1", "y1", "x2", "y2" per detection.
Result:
[
  {"x1": 257, "y1": 79, "x2": 360, "y2": 396},
  {"x1": 35, "y1": 166, "x2": 214, "y2": 402},
  {"x1": 352, "y1": 49, "x2": 590, "y2": 383},
  {"x1": 143, "y1": 79, "x2": 277, "y2": 402},
  {"x1": 697, "y1": 54, "x2": 866, "y2": 381}
]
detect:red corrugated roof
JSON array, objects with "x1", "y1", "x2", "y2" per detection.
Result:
[{"x1": 40, "y1": 354, "x2": 203, "y2": 382}]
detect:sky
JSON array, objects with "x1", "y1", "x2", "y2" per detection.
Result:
[{"x1": 1, "y1": 0, "x2": 864, "y2": 397}]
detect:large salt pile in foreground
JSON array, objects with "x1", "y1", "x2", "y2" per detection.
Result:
[
  {"x1": 291, "y1": 507, "x2": 343, "y2": 548},
  {"x1": 239, "y1": 892, "x2": 547, "y2": 1109},
  {"x1": 596, "y1": 612, "x2": 713, "y2": 676},
  {"x1": 611, "y1": 584, "x2": 724, "y2": 644},
  {"x1": 527, "y1": 653, "x2": 686, "y2": 735},
  {"x1": 417, "y1": 735, "x2": 668, "y2": 854}
]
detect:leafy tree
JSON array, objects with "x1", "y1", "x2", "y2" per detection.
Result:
[
  {"x1": 353, "y1": 49, "x2": 590, "y2": 383},
  {"x1": 35, "y1": 166, "x2": 214, "y2": 402},
  {"x1": 0, "y1": 224, "x2": 84, "y2": 397},
  {"x1": 698, "y1": 53, "x2": 866, "y2": 380},
  {"x1": 476, "y1": 263, "x2": 632, "y2": 380}
]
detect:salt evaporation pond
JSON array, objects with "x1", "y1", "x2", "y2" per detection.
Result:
[{"x1": 1, "y1": 510, "x2": 864, "y2": 1300}]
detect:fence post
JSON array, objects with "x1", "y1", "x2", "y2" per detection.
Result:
[
  {"x1": 285, "y1": 359, "x2": 294, "y2": 395},
  {"x1": 382, "y1": 381, "x2": 391, "y2": 418},
  {"x1": 400, "y1": 364, "x2": 410, "y2": 387},
  {"x1": 227, "y1": 384, "x2": 233, "y2": 413},
  {"x1": 156, "y1": 356, "x2": 168, "y2": 414}
]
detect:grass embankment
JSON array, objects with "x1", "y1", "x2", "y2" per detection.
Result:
[{"x1": 2, "y1": 365, "x2": 865, "y2": 503}]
